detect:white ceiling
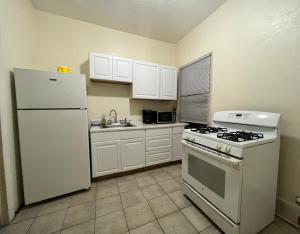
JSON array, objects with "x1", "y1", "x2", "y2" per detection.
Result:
[{"x1": 31, "y1": 0, "x2": 225, "y2": 43}]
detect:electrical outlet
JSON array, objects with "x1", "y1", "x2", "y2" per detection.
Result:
[{"x1": 296, "y1": 196, "x2": 300, "y2": 205}]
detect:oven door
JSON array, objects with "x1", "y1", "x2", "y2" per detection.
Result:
[{"x1": 182, "y1": 140, "x2": 243, "y2": 223}]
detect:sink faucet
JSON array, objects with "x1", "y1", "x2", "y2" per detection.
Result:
[{"x1": 109, "y1": 109, "x2": 118, "y2": 123}]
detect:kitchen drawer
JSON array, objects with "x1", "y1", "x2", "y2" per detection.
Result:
[
  {"x1": 146, "y1": 135, "x2": 172, "y2": 151},
  {"x1": 173, "y1": 126, "x2": 184, "y2": 135},
  {"x1": 146, "y1": 127, "x2": 172, "y2": 137},
  {"x1": 91, "y1": 130, "x2": 145, "y2": 143},
  {"x1": 146, "y1": 147, "x2": 172, "y2": 166}
]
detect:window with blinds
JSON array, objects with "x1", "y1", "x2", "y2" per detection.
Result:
[{"x1": 178, "y1": 54, "x2": 211, "y2": 124}]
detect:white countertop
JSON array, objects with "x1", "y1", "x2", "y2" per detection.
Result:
[{"x1": 90, "y1": 122, "x2": 188, "y2": 133}]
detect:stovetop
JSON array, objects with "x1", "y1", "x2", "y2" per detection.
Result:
[
  {"x1": 217, "y1": 131, "x2": 264, "y2": 142},
  {"x1": 190, "y1": 127, "x2": 228, "y2": 134},
  {"x1": 190, "y1": 127, "x2": 264, "y2": 142},
  {"x1": 182, "y1": 112, "x2": 279, "y2": 156}
]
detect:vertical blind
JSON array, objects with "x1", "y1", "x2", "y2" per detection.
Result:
[{"x1": 178, "y1": 55, "x2": 211, "y2": 124}]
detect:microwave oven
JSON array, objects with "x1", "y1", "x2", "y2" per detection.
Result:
[{"x1": 143, "y1": 110, "x2": 176, "y2": 124}]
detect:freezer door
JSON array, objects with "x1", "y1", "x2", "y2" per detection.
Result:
[
  {"x1": 18, "y1": 109, "x2": 91, "y2": 204},
  {"x1": 14, "y1": 68, "x2": 87, "y2": 109}
]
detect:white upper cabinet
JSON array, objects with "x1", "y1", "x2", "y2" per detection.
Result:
[
  {"x1": 90, "y1": 52, "x2": 132, "y2": 83},
  {"x1": 89, "y1": 52, "x2": 113, "y2": 81},
  {"x1": 113, "y1": 56, "x2": 132, "y2": 83},
  {"x1": 89, "y1": 52, "x2": 177, "y2": 99},
  {"x1": 160, "y1": 66, "x2": 177, "y2": 100},
  {"x1": 133, "y1": 61, "x2": 160, "y2": 99},
  {"x1": 132, "y1": 61, "x2": 177, "y2": 100}
]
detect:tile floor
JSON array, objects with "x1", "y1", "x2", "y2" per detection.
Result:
[{"x1": 0, "y1": 163, "x2": 299, "y2": 234}]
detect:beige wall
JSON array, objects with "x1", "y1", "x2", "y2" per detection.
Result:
[
  {"x1": 176, "y1": 0, "x2": 300, "y2": 225},
  {"x1": 0, "y1": 114, "x2": 9, "y2": 224},
  {"x1": 0, "y1": 2, "x2": 177, "y2": 221},
  {"x1": 1, "y1": 0, "x2": 299, "y2": 225},
  {"x1": 0, "y1": 0, "x2": 37, "y2": 221},
  {"x1": 34, "y1": 11, "x2": 177, "y2": 121}
]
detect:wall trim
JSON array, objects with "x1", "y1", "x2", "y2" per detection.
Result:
[{"x1": 276, "y1": 197, "x2": 300, "y2": 228}]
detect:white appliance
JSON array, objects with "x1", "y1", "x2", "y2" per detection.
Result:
[
  {"x1": 14, "y1": 68, "x2": 91, "y2": 205},
  {"x1": 182, "y1": 111, "x2": 280, "y2": 234}
]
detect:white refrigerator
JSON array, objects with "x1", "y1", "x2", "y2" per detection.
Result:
[{"x1": 14, "y1": 68, "x2": 91, "y2": 205}]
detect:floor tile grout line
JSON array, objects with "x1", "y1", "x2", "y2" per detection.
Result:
[
  {"x1": 59, "y1": 217, "x2": 95, "y2": 233},
  {"x1": 136, "y1": 185, "x2": 166, "y2": 234},
  {"x1": 120, "y1": 166, "x2": 182, "y2": 232},
  {"x1": 11, "y1": 215, "x2": 36, "y2": 226},
  {"x1": 143, "y1": 164, "x2": 196, "y2": 234},
  {"x1": 93, "y1": 182, "x2": 98, "y2": 234},
  {"x1": 125, "y1": 218, "x2": 162, "y2": 233},
  {"x1": 165, "y1": 190, "x2": 186, "y2": 210},
  {"x1": 25, "y1": 201, "x2": 71, "y2": 234},
  {"x1": 120, "y1": 171, "x2": 165, "y2": 232},
  {"x1": 7, "y1": 165, "x2": 179, "y2": 233},
  {"x1": 59, "y1": 198, "x2": 72, "y2": 232},
  {"x1": 196, "y1": 224, "x2": 214, "y2": 234},
  {"x1": 117, "y1": 178, "x2": 130, "y2": 233},
  {"x1": 141, "y1": 183, "x2": 167, "y2": 202},
  {"x1": 8, "y1": 164, "x2": 298, "y2": 234},
  {"x1": 180, "y1": 205, "x2": 212, "y2": 233},
  {"x1": 61, "y1": 189, "x2": 95, "y2": 230},
  {"x1": 93, "y1": 191, "x2": 96, "y2": 234},
  {"x1": 95, "y1": 206, "x2": 124, "y2": 220},
  {"x1": 63, "y1": 183, "x2": 207, "y2": 233},
  {"x1": 164, "y1": 166, "x2": 205, "y2": 233},
  {"x1": 25, "y1": 218, "x2": 34, "y2": 234},
  {"x1": 141, "y1": 171, "x2": 192, "y2": 234}
]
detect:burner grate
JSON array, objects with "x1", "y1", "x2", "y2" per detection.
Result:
[
  {"x1": 217, "y1": 131, "x2": 264, "y2": 142},
  {"x1": 191, "y1": 127, "x2": 227, "y2": 134}
]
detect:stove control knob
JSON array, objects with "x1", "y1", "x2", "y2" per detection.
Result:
[
  {"x1": 186, "y1": 136, "x2": 191, "y2": 141},
  {"x1": 191, "y1": 136, "x2": 195, "y2": 142},
  {"x1": 216, "y1": 143, "x2": 222, "y2": 150},
  {"x1": 224, "y1": 146, "x2": 231, "y2": 153}
]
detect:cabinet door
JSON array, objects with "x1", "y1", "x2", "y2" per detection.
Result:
[
  {"x1": 121, "y1": 138, "x2": 145, "y2": 171},
  {"x1": 91, "y1": 140, "x2": 121, "y2": 177},
  {"x1": 133, "y1": 60, "x2": 159, "y2": 99},
  {"x1": 89, "y1": 52, "x2": 112, "y2": 81},
  {"x1": 160, "y1": 66, "x2": 177, "y2": 100},
  {"x1": 173, "y1": 134, "x2": 183, "y2": 161},
  {"x1": 113, "y1": 56, "x2": 132, "y2": 83}
]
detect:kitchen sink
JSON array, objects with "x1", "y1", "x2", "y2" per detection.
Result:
[{"x1": 101, "y1": 122, "x2": 136, "y2": 128}]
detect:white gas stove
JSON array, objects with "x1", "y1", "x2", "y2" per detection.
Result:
[{"x1": 181, "y1": 111, "x2": 280, "y2": 234}]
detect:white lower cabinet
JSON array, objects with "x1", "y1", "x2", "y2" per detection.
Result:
[
  {"x1": 172, "y1": 126, "x2": 184, "y2": 161},
  {"x1": 146, "y1": 148, "x2": 172, "y2": 166},
  {"x1": 173, "y1": 134, "x2": 183, "y2": 161},
  {"x1": 91, "y1": 125, "x2": 185, "y2": 178},
  {"x1": 91, "y1": 130, "x2": 145, "y2": 178},
  {"x1": 146, "y1": 128, "x2": 172, "y2": 166},
  {"x1": 91, "y1": 140, "x2": 121, "y2": 177},
  {"x1": 121, "y1": 138, "x2": 145, "y2": 171}
]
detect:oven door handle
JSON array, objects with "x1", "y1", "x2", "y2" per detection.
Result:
[{"x1": 182, "y1": 140, "x2": 241, "y2": 168}]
